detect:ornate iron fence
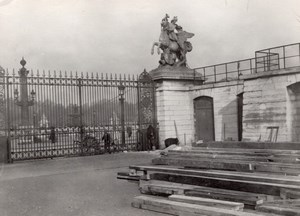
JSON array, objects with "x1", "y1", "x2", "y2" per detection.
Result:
[{"x1": 1, "y1": 59, "x2": 157, "y2": 162}]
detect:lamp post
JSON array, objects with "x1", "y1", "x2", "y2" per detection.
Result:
[
  {"x1": 14, "y1": 58, "x2": 36, "y2": 127},
  {"x1": 118, "y1": 84, "x2": 125, "y2": 150}
]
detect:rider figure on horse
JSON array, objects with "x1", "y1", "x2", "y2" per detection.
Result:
[{"x1": 152, "y1": 14, "x2": 194, "y2": 67}]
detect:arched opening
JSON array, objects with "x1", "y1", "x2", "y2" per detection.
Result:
[
  {"x1": 194, "y1": 96, "x2": 215, "y2": 142},
  {"x1": 287, "y1": 83, "x2": 300, "y2": 141}
]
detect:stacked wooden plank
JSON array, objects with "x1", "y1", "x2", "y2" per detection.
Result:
[{"x1": 118, "y1": 141, "x2": 300, "y2": 215}]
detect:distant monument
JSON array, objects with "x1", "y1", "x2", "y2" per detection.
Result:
[
  {"x1": 150, "y1": 14, "x2": 202, "y2": 82},
  {"x1": 39, "y1": 114, "x2": 49, "y2": 128}
]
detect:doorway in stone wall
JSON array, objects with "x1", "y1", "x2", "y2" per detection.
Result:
[
  {"x1": 237, "y1": 93, "x2": 243, "y2": 141},
  {"x1": 194, "y1": 96, "x2": 215, "y2": 142},
  {"x1": 287, "y1": 82, "x2": 300, "y2": 142}
]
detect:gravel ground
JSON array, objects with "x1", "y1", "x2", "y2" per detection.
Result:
[{"x1": 0, "y1": 152, "x2": 166, "y2": 216}]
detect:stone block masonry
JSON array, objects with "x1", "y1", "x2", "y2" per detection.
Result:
[{"x1": 242, "y1": 66, "x2": 300, "y2": 142}]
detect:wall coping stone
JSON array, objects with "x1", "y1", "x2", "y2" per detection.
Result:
[
  {"x1": 192, "y1": 79, "x2": 244, "y2": 90},
  {"x1": 241, "y1": 66, "x2": 300, "y2": 80}
]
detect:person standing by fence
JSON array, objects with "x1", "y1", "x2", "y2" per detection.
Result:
[
  {"x1": 147, "y1": 125, "x2": 156, "y2": 151},
  {"x1": 102, "y1": 130, "x2": 111, "y2": 154},
  {"x1": 49, "y1": 126, "x2": 56, "y2": 144}
]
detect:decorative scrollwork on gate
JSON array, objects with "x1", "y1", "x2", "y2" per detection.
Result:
[
  {"x1": 138, "y1": 69, "x2": 155, "y2": 127},
  {"x1": 0, "y1": 66, "x2": 5, "y2": 135}
]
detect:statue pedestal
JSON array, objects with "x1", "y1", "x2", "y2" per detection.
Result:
[
  {"x1": 149, "y1": 66, "x2": 204, "y2": 148},
  {"x1": 149, "y1": 66, "x2": 203, "y2": 84}
]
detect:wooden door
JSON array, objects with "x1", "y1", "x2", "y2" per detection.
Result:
[{"x1": 194, "y1": 97, "x2": 215, "y2": 141}]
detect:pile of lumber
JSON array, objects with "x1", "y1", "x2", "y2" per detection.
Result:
[{"x1": 118, "y1": 141, "x2": 300, "y2": 215}]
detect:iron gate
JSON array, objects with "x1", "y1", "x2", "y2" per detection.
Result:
[{"x1": 0, "y1": 59, "x2": 157, "y2": 162}]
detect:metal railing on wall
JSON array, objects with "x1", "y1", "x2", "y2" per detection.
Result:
[{"x1": 193, "y1": 42, "x2": 300, "y2": 83}]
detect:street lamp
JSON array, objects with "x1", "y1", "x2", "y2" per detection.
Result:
[
  {"x1": 118, "y1": 84, "x2": 125, "y2": 151},
  {"x1": 14, "y1": 58, "x2": 36, "y2": 126}
]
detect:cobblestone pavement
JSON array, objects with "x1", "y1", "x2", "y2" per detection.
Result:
[{"x1": 0, "y1": 152, "x2": 166, "y2": 216}]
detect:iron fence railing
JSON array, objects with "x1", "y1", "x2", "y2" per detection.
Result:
[{"x1": 193, "y1": 43, "x2": 300, "y2": 83}]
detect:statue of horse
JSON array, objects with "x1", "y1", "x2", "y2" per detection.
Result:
[{"x1": 151, "y1": 16, "x2": 194, "y2": 67}]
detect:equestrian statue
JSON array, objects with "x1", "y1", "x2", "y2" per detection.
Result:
[{"x1": 151, "y1": 14, "x2": 194, "y2": 67}]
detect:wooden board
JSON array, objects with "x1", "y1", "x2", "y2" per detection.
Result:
[
  {"x1": 150, "y1": 172, "x2": 293, "y2": 196},
  {"x1": 194, "y1": 141, "x2": 300, "y2": 150},
  {"x1": 168, "y1": 194, "x2": 244, "y2": 211},
  {"x1": 185, "y1": 189, "x2": 264, "y2": 206},
  {"x1": 132, "y1": 195, "x2": 267, "y2": 216},
  {"x1": 256, "y1": 204, "x2": 300, "y2": 216},
  {"x1": 130, "y1": 165, "x2": 300, "y2": 186},
  {"x1": 280, "y1": 189, "x2": 300, "y2": 199},
  {"x1": 117, "y1": 172, "x2": 140, "y2": 181},
  {"x1": 152, "y1": 157, "x2": 300, "y2": 175},
  {"x1": 167, "y1": 151, "x2": 300, "y2": 163},
  {"x1": 140, "y1": 179, "x2": 278, "y2": 205}
]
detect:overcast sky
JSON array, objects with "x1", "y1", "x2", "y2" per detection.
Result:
[{"x1": 0, "y1": 0, "x2": 300, "y2": 75}]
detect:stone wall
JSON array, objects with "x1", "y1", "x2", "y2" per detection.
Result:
[
  {"x1": 152, "y1": 66, "x2": 300, "y2": 147},
  {"x1": 242, "y1": 66, "x2": 300, "y2": 142}
]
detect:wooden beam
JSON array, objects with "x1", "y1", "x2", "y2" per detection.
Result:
[
  {"x1": 280, "y1": 189, "x2": 300, "y2": 199},
  {"x1": 130, "y1": 165, "x2": 300, "y2": 186},
  {"x1": 150, "y1": 173, "x2": 294, "y2": 196},
  {"x1": 256, "y1": 204, "x2": 300, "y2": 216},
  {"x1": 168, "y1": 194, "x2": 244, "y2": 211},
  {"x1": 194, "y1": 141, "x2": 300, "y2": 150},
  {"x1": 152, "y1": 157, "x2": 300, "y2": 175},
  {"x1": 185, "y1": 189, "x2": 264, "y2": 206},
  {"x1": 140, "y1": 179, "x2": 276, "y2": 198},
  {"x1": 167, "y1": 151, "x2": 300, "y2": 163},
  {"x1": 117, "y1": 172, "x2": 140, "y2": 181},
  {"x1": 132, "y1": 195, "x2": 267, "y2": 216}
]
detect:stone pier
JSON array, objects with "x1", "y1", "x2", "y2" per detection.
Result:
[{"x1": 150, "y1": 66, "x2": 203, "y2": 148}]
